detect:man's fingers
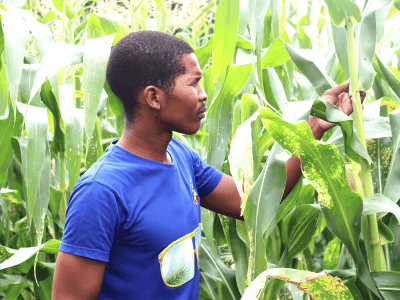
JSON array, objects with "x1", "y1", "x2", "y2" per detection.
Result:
[
  {"x1": 360, "y1": 91, "x2": 366, "y2": 103},
  {"x1": 322, "y1": 81, "x2": 350, "y2": 97}
]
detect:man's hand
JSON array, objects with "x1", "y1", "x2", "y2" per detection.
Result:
[{"x1": 308, "y1": 81, "x2": 367, "y2": 138}]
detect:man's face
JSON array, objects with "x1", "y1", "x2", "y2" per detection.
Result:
[{"x1": 157, "y1": 53, "x2": 208, "y2": 135}]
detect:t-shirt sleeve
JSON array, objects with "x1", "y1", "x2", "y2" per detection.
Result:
[
  {"x1": 189, "y1": 148, "x2": 223, "y2": 198},
  {"x1": 59, "y1": 180, "x2": 120, "y2": 262}
]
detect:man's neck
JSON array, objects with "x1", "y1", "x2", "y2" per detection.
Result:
[{"x1": 116, "y1": 122, "x2": 173, "y2": 164}]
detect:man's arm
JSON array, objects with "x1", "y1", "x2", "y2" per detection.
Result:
[
  {"x1": 201, "y1": 81, "x2": 365, "y2": 221},
  {"x1": 52, "y1": 251, "x2": 106, "y2": 300},
  {"x1": 200, "y1": 119, "x2": 324, "y2": 221}
]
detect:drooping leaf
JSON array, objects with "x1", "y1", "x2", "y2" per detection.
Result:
[
  {"x1": 206, "y1": 64, "x2": 251, "y2": 171},
  {"x1": 323, "y1": 0, "x2": 362, "y2": 27},
  {"x1": 260, "y1": 107, "x2": 362, "y2": 261},
  {"x1": 384, "y1": 107, "x2": 400, "y2": 203},
  {"x1": 373, "y1": 54, "x2": 400, "y2": 100},
  {"x1": 331, "y1": 24, "x2": 349, "y2": 79},
  {"x1": 16, "y1": 102, "x2": 48, "y2": 230},
  {"x1": 0, "y1": 239, "x2": 60, "y2": 271},
  {"x1": 59, "y1": 85, "x2": 84, "y2": 191},
  {"x1": 1, "y1": 8, "x2": 29, "y2": 117},
  {"x1": 357, "y1": 11, "x2": 376, "y2": 91},
  {"x1": 241, "y1": 268, "x2": 354, "y2": 300},
  {"x1": 199, "y1": 237, "x2": 241, "y2": 300},
  {"x1": 361, "y1": 194, "x2": 400, "y2": 223},
  {"x1": 371, "y1": 271, "x2": 400, "y2": 300},
  {"x1": 228, "y1": 109, "x2": 260, "y2": 215},
  {"x1": 83, "y1": 34, "x2": 115, "y2": 148},
  {"x1": 29, "y1": 42, "x2": 84, "y2": 105},
  {"x1": 243, "y1": 142, "x2": 288, "y2": 282},
  {"x1": 284, "y1": 42, "x2": 336, "y2": 96}
]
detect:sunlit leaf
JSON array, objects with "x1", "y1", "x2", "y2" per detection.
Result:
[
  {"x1": 260, "y1": 107, "x2": 362, "y2": 261},
  {"x1": 323, "y1": 0, "x2": 362, "y2": 27},
  {"x1": 59, "y1": 85, "x2": 84, "y2": 191},
  {"x1": 242, "y1": 268, "x2": 354, "y2": 300},
  {"x1": 1, "y1": 8, "x2": 29, "y2": 117},
  {"x1": 83, "y1": 34, "x2": 115, "y2": 148}
]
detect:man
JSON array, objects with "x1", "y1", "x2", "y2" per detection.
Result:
[{"x1": 52, "y1": 31, "x2": 364, "y2": 299}]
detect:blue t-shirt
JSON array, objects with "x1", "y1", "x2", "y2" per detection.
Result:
[{"x1": 59, "y1": 138, "x2": 223, "y2": 299}]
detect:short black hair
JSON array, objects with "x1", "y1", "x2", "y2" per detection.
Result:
[{"x1": 106, "y1": 30, "x2": 194, "y2": 122}]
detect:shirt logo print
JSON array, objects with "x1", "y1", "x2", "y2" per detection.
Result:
[{"x1": 192, "y1": 184, "x2": 199, "y2": 205}]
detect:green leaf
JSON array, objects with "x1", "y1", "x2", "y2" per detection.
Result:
[
  {"x1": 384, "y1": 107, "x2": 400, "y2": 203},
  {"x1": 201, "y1": 207, "x2": 216, "y2": 259},
  {"x1": 211, "y1": 0, "x2": 239, "y2": 84},
  {"x1": 323, "y1": 0, "x2": 362, "y2": 27},
  {"x1": 241, "y1": 268, "x2": 354, "y2": 300},
  {"x1": 206, "y1": 63, "x2": 252, "y2": 171},
  {"x1": 194, "y1": 37, "x2": 213, "y2": 70},
  {"x1": 323, "y1": 237, "x2": 341, "y2": 270},
  {"x1": 246, "y1": 0, "x2": 271, "y2": 99},
  {"x1": 371, "y1": 271, "x2": 400, "y2": 300},
  {"x1": 374, "y1": 54, "x2": 400, "y2": 100},
  {"x1": 16, "y1": 102, "x2": 48, "y2": 231},
  {"x1": 388, "y1": 215, "x2": 400, "y2": 271},
  {"x1": 19, "y1": 65, "x2": 41, "y2": 106},
  {"x1": 285, "y1": 205, "x2": 321, "y2": 261},
  {"x1": 104, "y1": 88, "x2": 123, "y2": 137},
  {"x1": 260, "y1": 107, "x2": 362, "y2": 261},
  {"x1": 33, "y1": 140, "x2": 51, "y2": 246},
  {"x1": 0, "y1": 239, "x2": 60, "y2": 271},
  {"x1": 243, "y1": 142, "x2": 288, "y2": 281},
  {"x1": 284, "y1": 42, "x2": 336, "y2": 96},
  {"x1": 87, "y1": 13, "x2": 130, "y2": 40},
  {"x1": 29, "y1": 42, "x2": 84, "y2": 105},
  {"x1": 41, "y1": 80, "x2": 65, "y2": 154},
  {"x1": 331, "y1": 24, "x2": 349, "y2": 79},
  {"x1": 309, "y1": 99, "x2": 373, "y2": 165},
  {"x1": 59, "y1": 85, "x2": 84, "y2": 191},
  {"x1": 261, "y1": 38, "x2": 291, "y2": 69},
  {"x1": 357, "y1": 11, "x2": 376, "y2": 91},
  {"x1": 83, "y1": 34, "x2": 115, "y2": 149},
  {"x1": 228, "y1": 109, "x2": 260, "y2": 215},
  {"x1": 226, "y1": 217, "x2": 248, "y2": 295},
  {"x1": 0, "y1": 52, "x2": 9, "y2": 120},
  {"x1": 16, "y1": 8, "x2": 52, "y2": 60},
  {"x1": 361, "y1": 194, "x2": 400, "y2": 223},
  {"x1": 154, "y1": 0, "x2": 166, "y2": 32},
  {"x1": 199, "y1": 237, "x2": 241, "y2": 300},
  {"x1": 85, "y1": 116, "x2": 103, "y2": 169},
  {"x1": 0, "y1": 105, "x2": 23, "y2": 186},
  {"x1": 0, "y1": 8, "x2": 29, "y2": 117},
  {"x1": 52, "y1": 0, "x2": 75, "y2": 20}
]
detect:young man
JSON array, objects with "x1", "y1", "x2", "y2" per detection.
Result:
[{"x1": 52, "y1": 31, "x2": 364, "y2": 299}]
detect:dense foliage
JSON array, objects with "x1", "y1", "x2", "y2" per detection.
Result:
[{"x1": 0, "y1": 0, "x2": 400, "y2": 299}]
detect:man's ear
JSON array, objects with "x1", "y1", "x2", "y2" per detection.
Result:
[{"x1": 142, "y1": 85, "x2": 164, "y2": 110}]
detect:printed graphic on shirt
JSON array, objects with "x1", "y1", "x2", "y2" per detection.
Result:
[{"x1": 191, "y1": 184, "x2": 199, "y2": 205}]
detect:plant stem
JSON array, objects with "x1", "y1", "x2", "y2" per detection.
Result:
[{"x1": 345, "y1": 20, "x2": 386, "y2": 272}]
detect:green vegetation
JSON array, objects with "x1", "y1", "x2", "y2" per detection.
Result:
[{"x1": 1, "y1": 0, "x2": 400, "y2": 299}]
